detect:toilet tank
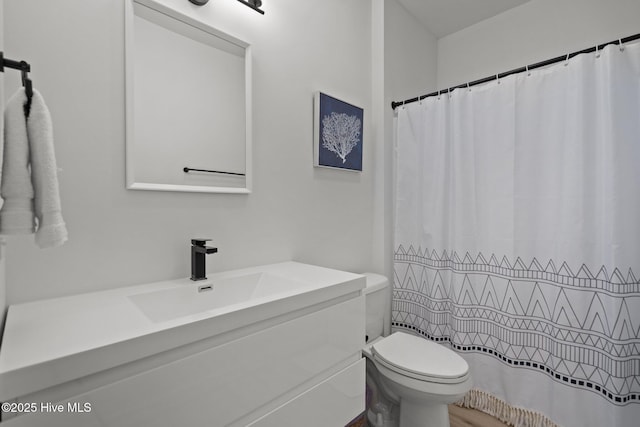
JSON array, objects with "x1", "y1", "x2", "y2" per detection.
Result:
[{"x1": 362, "y1": 273, "x2": 391, "y2": 342}]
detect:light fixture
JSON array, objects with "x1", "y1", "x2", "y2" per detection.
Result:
[
  {"x1": 237, "y1": 0, "x2": 264, "y2": 14},
  {"x1": 188, "y1": 0, "x2": 265, "y2": 14}
]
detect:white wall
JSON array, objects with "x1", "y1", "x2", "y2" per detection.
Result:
[
  {"x1": 437, "y1": 0, "x2": 640, "y2": 89},
  {"x1": 0, "y1": 0, "x2": 6, "y2": 336},
  {"x1": 371, "y1": 0, "x2": 386, "y2": 277},
  {"x1": 382, "y1": 0, "x2": 437, "y2": 277},
  {"x1": 385, "y1": 0, "x2": 437, "y2": 104},
  {"x1": 3, "y1": 0, "x2": 376, "y2": 305}
]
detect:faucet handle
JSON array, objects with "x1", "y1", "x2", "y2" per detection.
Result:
[{"x1": 191, "y1": 238, "x2": 212, "y2": 246}]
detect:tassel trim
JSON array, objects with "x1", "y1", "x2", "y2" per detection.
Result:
[{"x1": 456, "y1": 389, "x2": 559, "y2": 427}]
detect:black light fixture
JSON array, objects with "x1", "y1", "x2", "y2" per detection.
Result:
[
  {"x1": 188, "y1": 0, "x2": 265, "y2": 14},
  {"x1": 237, "y1": 0, "x2": 264, "y2": 14}
]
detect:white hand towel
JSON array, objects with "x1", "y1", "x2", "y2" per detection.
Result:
[
  {"x1": 27, "y1": 89, "x2": 68, "y2": 248},
  {"x1": 0, "y1": 89, "x2": 36, "y2": 234},
  {"x1": 0, "y1": 88, "x2": 68, "y2": 248}
]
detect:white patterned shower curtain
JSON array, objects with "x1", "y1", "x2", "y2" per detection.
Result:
[{"x1": 393, "y1": 42, "x2": 640, "y2": 427}]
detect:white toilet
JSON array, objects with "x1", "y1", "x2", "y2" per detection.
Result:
[{"x1": 362, "y1": 273, "x2": 472, "y2": 427}]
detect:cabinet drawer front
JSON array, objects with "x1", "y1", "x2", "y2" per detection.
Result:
[
  {"x1": 3, "y1": 297, "x2": 364, "y2": 427},
  {"x1": 246, "y1": 359, "x2": 365, "y2": 427}
]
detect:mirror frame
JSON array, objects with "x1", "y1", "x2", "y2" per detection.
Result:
[{"x1": 124, "y1": 0, "x2": 252, "y2": 194}]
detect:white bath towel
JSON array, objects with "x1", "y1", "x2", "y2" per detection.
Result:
[
  {"x1": 0, "y1": 88, "x2": 68, "y2": 248},
  {"x1": 0, "y1": 89, "x2": 35, "y2": 235}
]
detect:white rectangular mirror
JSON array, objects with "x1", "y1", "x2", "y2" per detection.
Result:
[{"x1": 125, "y1": 0, "x2": 252, "y2": 194}]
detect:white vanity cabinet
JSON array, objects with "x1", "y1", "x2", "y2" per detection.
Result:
[
  {"x1": 246, "y1": 359, "x2": 365, "y2": 427},
  {"x1": 0, "y1": 263, "x2": 366, "y2": 426}
]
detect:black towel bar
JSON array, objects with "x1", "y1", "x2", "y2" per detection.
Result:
[
  {"x1": 0, "y1": 51, "x2": 30, "y2": 74},
  {"x1": 1, "y1": 51, "x2": 34, "y2": 116}
]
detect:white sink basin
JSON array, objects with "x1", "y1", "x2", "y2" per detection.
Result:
[
  {"x1": 128, "y1": 272, "x2": 302, "y2": 322},
  {"x1": 0, "y1": 261, "x2": 365, "y2": 401}
]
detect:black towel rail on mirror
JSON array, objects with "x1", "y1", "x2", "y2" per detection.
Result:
[
  {"x1": 183, "y1": 167, "x2": 246, "y2": 177},
  {"x1": 391, "y1": 32, "x2": 640, "y2": 110}
]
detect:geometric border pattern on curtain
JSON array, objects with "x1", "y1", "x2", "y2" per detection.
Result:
[{"x1": 393, "y1": 245, "x2": 640, "y2": 406}]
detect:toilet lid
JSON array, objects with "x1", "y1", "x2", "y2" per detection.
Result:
[{"x1": 372, "y1": 332, "x2": 469, "y2": 382}]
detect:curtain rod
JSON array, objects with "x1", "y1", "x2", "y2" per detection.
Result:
[{"x1": 391, "y1": 32, "x2": 640, "y2": 110}]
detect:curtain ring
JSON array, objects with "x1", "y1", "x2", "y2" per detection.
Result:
[
  {"x1": 564, "y1": 53, "x2": 570, "y2": 66},
  {"x1": 526, "y1": 65, "x2": 531, "y2": 76},
  {"x1": 448, "y1": 88, "x2": 451, "y2": 98},
  {"x1": 496, "y1": 73, "x2": 500, "y2": 84},
  {"x1": 437, "y1": 90, "x2": 441, "y2": 100},
  {"x1": 619, "y1": 38, "x2": 625, "y2": 52},
  {"x1": 467, "y1": 82, "x2": 471, "y2": 92},
  {"x1": 595, "y1": 45, "x2": 600, "y2": 58}
]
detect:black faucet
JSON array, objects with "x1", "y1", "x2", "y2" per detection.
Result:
[{"x1": 190, "y1": 239, "x2": 218, "y2": 281}]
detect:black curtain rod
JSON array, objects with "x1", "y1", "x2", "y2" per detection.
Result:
[{"x1": 391, "y1": 32, "x2": 640, "y2": 110}]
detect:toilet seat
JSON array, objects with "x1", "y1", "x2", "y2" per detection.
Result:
[{"x1": 372, "y1": 332, "x2": 469, "y2": 384}]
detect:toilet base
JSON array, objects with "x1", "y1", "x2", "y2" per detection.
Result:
[{"x1": 399, "y1": 400, "x2": 449, "y2": 427}]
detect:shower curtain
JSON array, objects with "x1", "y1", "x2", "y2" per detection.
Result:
[{"x1": 393, "y1": 42, "x2": 640, "y2": 427}]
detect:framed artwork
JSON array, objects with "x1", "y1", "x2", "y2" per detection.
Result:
[{"x1": 314, "y1": 92, "x2": 363, "y2": 171}]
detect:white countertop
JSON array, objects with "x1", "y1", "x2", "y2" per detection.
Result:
[{"x1": 0, "y1": 262, "x2": 364, "y2": 401}]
